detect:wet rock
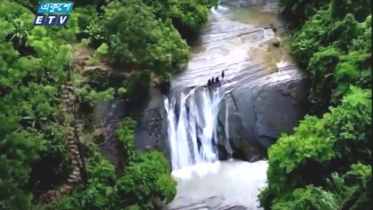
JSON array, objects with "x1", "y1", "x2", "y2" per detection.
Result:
[
  {"x1": 134, "y1": 89, "x2": 170, "y2": 159},
  {"x1": 216, "y1": 144, "x2": 230, "y2": 161},
  {"x1": 217, "y1": 206, "x2": 248, "y2": 210},
  {"x1": 168, "y1": 196, "x2": 225, "y2": 210},
  {"x1": 270, "y1": 38, "x2": 280, "y2": 48},
  {"x1": 94, "y1": 98, "x2": 127, "y2": 170},
  {"x1": 135, "y1": 0, "x2": 308, "y2": 165},
  {"x1": 231, "y1": 70, "x2": 309, "y2": 149},
  {"x1": 220, "y1": 0, "x2": 264, "y2": 7},
  {"x1": 269, "y1": 23, "x2": 277, "y2": 32},
  {"x1": 217, "y1": 93, "x2": 267, "y2": 162}
]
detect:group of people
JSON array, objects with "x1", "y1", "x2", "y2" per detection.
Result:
[{"x1": 207, "y1": 70, "x2": 225, "y2": 89}]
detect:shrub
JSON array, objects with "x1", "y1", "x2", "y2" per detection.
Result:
[
  {"x1": 291, "y1": 8, "x2": 371, "y2": 114},
  {"x1": 116, "y1": 117, "x2": 137, "y2": 165},
  {"x1": 278, "y1": 0, "x2": 329, "y2": 26},
  {"x1": 260, "y1": 87, "x2": 372, "y2": 209},
  {"x1": 116, "y1": 151, "x2": 176, "y2": 210},
  {"x1": 116, "y1": 118, "x2": 176, "y2": 209},
  {"x1": 142, "y1": 0, "x2": 218, "y2": 37},
  {"x1": 39, "y1": 151, "x2": 118, "y2": 210},
  {"x1": 307, "y1": 46, "x2": 341, "y2": 113},
  {"x1": 291, "y1": 9, "x2": 332, "y2": 66},
  {"x1": 103, "y1": 0, "x2": 188, "y2": 79}
]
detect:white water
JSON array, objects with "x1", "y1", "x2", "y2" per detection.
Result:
[
  {"x1": 165, "y1": 86, "x2": 268, "y2": 209},
  {"x1": 164, "y1": 86, "x2": 267, "y2": 210},
  {"x1": 169, "y1": 160, "x2": 268, "y2": 209},
  {"x1": 164, "y1": 76, "x2": 269, "y2": 209},
  {"x1": 163, "y1": 2, "x2": 303, "y2": 209},
  {"x1": 164, "y1": 86, "x2": 226, "y2": 171},
  {"x1": 165, "y1": 86, "x2": 269, "y2": 208}
]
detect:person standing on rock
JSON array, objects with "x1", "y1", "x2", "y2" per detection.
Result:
[
  {"x1": 222, "y1": 70, "x2": 229, "y2": 84},
  {"x1": 216, "y1": 77, "x2": 220, "y2": 87},
  {"x1": 207, "y1": 79, "x2": 211, "y2": 88}
]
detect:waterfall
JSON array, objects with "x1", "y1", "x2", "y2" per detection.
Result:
[
  {"x1": 162, "y1": 2, "x2": 305, "y2": 208},
  {"x1": 164, "y1": 86, "x2": 227, "y2": 171}
]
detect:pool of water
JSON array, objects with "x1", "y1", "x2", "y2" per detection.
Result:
[{"x1": 169, "y1": 160, "x2": 268, "y2": 209}]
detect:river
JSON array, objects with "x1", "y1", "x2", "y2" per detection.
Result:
[{"x1": 165, "y1": 1, "x2": 304, "y2": 210}]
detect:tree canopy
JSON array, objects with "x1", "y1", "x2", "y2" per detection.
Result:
[
  {"x1": 0, "y1": 0, "x2": 218, "y2": 209},
  {"x1": 261, "y1": 0, "x2": 372, "y2": 209}
]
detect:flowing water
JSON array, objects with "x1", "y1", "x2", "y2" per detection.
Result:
[
  {"x1": 165, "y1": 2, "x2": 303, "y2": 209},
  {"x1": 164, "y1": 86, "x2": 227, "y2": 170}
]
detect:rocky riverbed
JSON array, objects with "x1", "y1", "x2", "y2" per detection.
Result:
[
  {"x1": 135, "y1": 0, "x2": 308, "y2": 162},
  {"x1": 133, "y1": 0, "x2": 309, "y2": 209}
]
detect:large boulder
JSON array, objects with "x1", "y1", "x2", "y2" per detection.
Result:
[
  {"x1": 94, "y1": 98, "x2": 127, "y2": 170},
  {"x1": 134, "y1": 89, "x2": 170, "y2": 159},
  {"x1": 133, "y1": 0, "x2": 309, "y2": 163},
  {"x1": 217, "y1": 93, "x2": 267, "y2": 162},
  {"x1": 134, "y1": 69, "x2": 308, "y2": 164},
  {"x1": 229, "y1": 69, "x2": 308, "y2": 152}
]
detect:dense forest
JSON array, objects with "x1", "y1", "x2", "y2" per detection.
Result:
[
  {"x1": 1, "y1": 0, "x2": 372, "y2": 209},
  {"x1": 0, "y1": 0, "x2": 218, "y2": 209},
  {"x1": 260, "y1": 0, "x2": 372, "y2": 209}
]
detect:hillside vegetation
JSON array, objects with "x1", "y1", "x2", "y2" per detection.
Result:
[
  {"x1": 0, "y1": 0, "x2": 217, "y2": 209},
  {"x1": 260, "y1": 0, "x2": 372, "y2": 209}
]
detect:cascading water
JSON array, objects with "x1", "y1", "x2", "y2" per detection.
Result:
[
  {"x1": 165, "y1": 84, "x2": 269, "y2": 209},
  {"x1": 164, "y1": 85, "x2": 227, "y2": 170},
  {"x1": 165, "y1": 1, "x2": 304, "y2": 209}
]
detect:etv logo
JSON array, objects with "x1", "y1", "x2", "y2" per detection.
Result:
[{"x1": 33, "y1": 2, "x2": 74, "y2": 26}]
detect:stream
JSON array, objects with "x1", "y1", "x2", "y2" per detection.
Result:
[{"x1": 165, "y1": 1, "x2": 303, "y2": 210}]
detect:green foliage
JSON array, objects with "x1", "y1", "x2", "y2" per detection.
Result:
[
  {"x1": 307, "y1": 46, "x2": 341, "y2": 113},
  {"x1": 0, "y1": 131, "x2": 41, "y2": 210},
  {"x1": 261, "y1": 1, "x2": 372, "y2": 209},
  {"x1": 116, "y1": 118, "x2": 176, "y2": 209},
  {"x1": 260, "y1": 87, "x2": 372, "y2": 209},
  {"x1": 87, "y1": 43, "x2": 109, "y2": 65},
  {"x1": 0, "y1": 1, "x2": 76, "y2": 208},
  {"x1": 39, "y1": 151, "x2": 118, "y2": 210},
  {"x1": 330, "y1": 0, "x2": 371, "y2": 21},
  {"x1": 44, "y1": 118, "x2": 176, "y2": 210},
  {"x1": 72, "y1": 0, "x2": 109, "y2": 8},
  {"x1": 77, "y1": 85, "x2": 115, "y2": 106},
  {"x1": 116, "y1": 117, "x2": 137, "y2": 164},
  {"x1": 73, "y1": 6, "x2": 105, "y2": 46},
  {"x1": 117, "y1": 152, "x2": 176, "y2": 209},
  {"x1": 279, "y1": 0, "x2": 371, "y2": 26},
  {"x1": 73, "y1": 6, "x2": 99, "y2": 35},
  {"x1": 328, "y1": 14, "x2": 365, "y2": 51},
  {"x1": 278, "y1": 0, "x2": 329, "y2": 26},
  {"x1": 339, "y1": 164, "x2": 372, "y2": 209},
  {"x1": 323, "y1": 163, "x2": 373, "y2": 210},
  {"x1": 1, "y1": 0, "x2": 217, "y2": 208},
  {"x1": 350, "y1": 16, "x2": 372, "y2": 53},
  {"x1": 91, "y1": 43, "x2": 109, "y2": 64},
  {"x1": 28, "y1": 27, "x2": 72, "y2": 82},
  {"x1": 290, "y1": 3, "x2": 372, "y2": 113},
  {"x1": 291, "y1": 10, "x2": 332, "y2": 66},
  {"x1": 142, "y1": 0, "x2": 218, "y2": 37},
  {"x1": 0, "y1": 1, "x2": 34, "y2": 50},
  {"x1": 103, "y1": 0, "x2": 189, "y2": 79},
  {"x1": 271, "y1": 185, "x2": 339, "y2": 210},
  {"x1": 46, "y1": 14, "x2": 80, "y2": 43},
  {"x1": 122, "y1": 71, "x2": 152, "y2": 108},
  {"x1": 332, "y1": 50, "x2": 371, "y2": 105}
]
